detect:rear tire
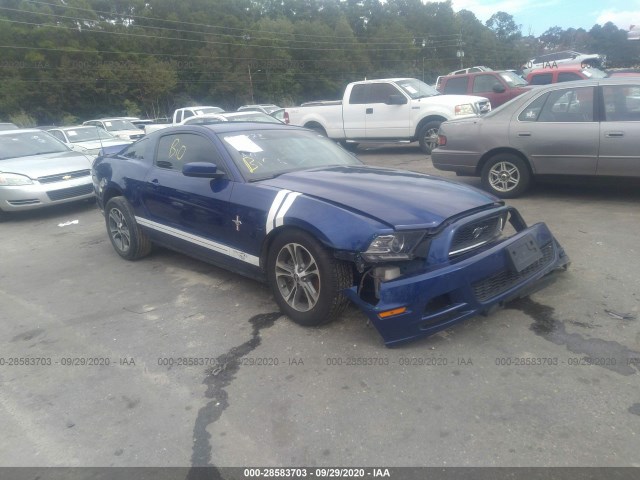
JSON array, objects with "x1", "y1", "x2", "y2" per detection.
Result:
[
  {"x1": 306, "y1": 123, "x2": 327, "y2": 137},
  {"x1": 105, "y1": 197, "x2": 152, "y2": 260},
  {"x1": 268, "y1": 229, "x2": 352, "y2": 327},
  {"x1": 481, "y1": 154, "x2": 531, "y2": 198}
]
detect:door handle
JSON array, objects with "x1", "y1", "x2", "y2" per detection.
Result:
[
  {"x1": 605, "y1": 131, "x2": 624, "y2": 138},
  {"x1": 517, "y1": 132, "x2": 531, "y2": 137},
  {"x1": 366, "y1": 108, "x2": 373, "y2": 114}
]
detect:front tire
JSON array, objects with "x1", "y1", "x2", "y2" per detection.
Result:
[
  {"x1": 268, "y1": 229, "x2": 353, "y2": 327},
  {"x1": 481, "y1": 154, "x2": 531, "y2": 198},
  {"x1": 418, "y1": 120, "x2": 442, "y2": 154},
  {"x1": 105, "y1": 197, "x2": 152, "y2": 260}
]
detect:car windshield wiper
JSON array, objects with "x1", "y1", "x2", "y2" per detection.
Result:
[{"x1": 248, "y1": 172, "x2": 288, "y2": 182}]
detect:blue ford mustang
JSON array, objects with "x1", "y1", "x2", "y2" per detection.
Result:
[{"x1": 92, "y1": 123, "x2": 569, "y2": 346}]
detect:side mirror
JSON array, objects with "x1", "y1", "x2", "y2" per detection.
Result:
[
  {"x1": 492, "y1": 83, "x2": 506, "y2": 93},
  {"x1": 182, "y1": 162, "x2": 224, "y2": 178},
  {"x1": 387, "y1": 94, "x2": 408, "y2": 105}
]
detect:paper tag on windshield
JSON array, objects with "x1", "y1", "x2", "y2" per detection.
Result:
[{"x1": 224, "y1": 135, "x2": 263, "y2": 153}]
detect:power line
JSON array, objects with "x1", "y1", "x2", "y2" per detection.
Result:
[
  {"x1": 19, "y1": 0, "x2": 459, "y2": 44},
  {"x1": 0, "y1": 17, "x2": 418, "y2": 52}
]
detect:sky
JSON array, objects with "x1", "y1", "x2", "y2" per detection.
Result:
[{"x1": 449, "y1": 0, "x2": 640, "y2": 36}]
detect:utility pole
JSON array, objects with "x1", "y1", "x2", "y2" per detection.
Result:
[
  {"x1": 456, "y1": 34, "x2": 465, "y2": 69},
  {"x1": 248, "y1": 64, "x2": 254, "y2": 104}
]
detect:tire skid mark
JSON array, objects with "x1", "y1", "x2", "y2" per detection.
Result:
[
  {"x1": 507, "y1": 297, "x2": 640, "y2": 376},
  {"x1": 189, "y1": 312, "x2": 281, "y2": 472}
]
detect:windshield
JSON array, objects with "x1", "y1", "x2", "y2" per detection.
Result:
[
  {"x1": 64, "y1": 127, "x2": 116, "y2": 142},
  {"x1": 395, "y1": 78, "x2": 440, "y2": 99},
  {"x1": 0, "y1": 131, "x2": 69, "y2": 160},
  {"x1": 220, "y1": 129, "x2": 361, "y2": 181},
  {"x1": 499, "y1": 71, "x2": 528, "y2": 87},
  {"x1": 102, "y1": 119, "x2": 137, "y2": 131}
]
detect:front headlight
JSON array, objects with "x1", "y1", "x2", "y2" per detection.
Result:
[
  {"x1": 362, "y1": 232, "x2": 424, "y2": 262},
  {"x1": 0, "y1": 173, "x2": 33, "y2": 186},
  {"x1": 454, "y1": 104, "x2": 475, "y2": 116}
]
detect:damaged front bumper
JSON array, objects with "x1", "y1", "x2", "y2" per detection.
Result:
[{"x1": 344, "y1": 222, "x2": 569, "y2": 347}]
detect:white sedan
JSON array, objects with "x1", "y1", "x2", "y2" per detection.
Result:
[{"x1": 48, "y1": 126, "x2": 132, "y2": 156}]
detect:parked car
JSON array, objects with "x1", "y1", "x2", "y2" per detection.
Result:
[
  {"x1": 432, "y1": 78, "x2": 640, "y2": 198},
  {"x1": 179, "y1": 111, "x2": 284, "y2": 126},
  {"x1": 144, "y1": 106, "x2": 225, "y2": 134},
  {"x1": 0, "y1": 129, "x2": 94, "y2": 218},
  {"x1": 435, "y1": 66, "x2": 493, "y2": 89},
  {"x1": 237, "y1": 104, "x2": 281, "y2": 114},
  {"x1": 448, "y1": 66, "x2": 493, "y2": 75},
  {"x1": 129, "y1": 119, "x2": 156, "y2": 130},
  {"x1": 284, "y1": 78, "x2": 491, "y2": 154},
  {"x1": 436, "y1": 70, "x2": 534, "y2": 108},
  {"x1": 526, "y1": 65, "x2": 608, "y2": 85},
  {"x1": 607, "y1": 69, "x2": 640, "y2": 78},
  {"x1": 92, "y1": 123, "x2": 568, "y2": 346},
  {"x1": 219, "y1": 111, "x2": 283, "y2": 123},
  {"x1": 82, "y1": 118, "x2": 144, "y2": 141},
  {"x1": 523, "y1": 51, "x2": 605, "y2": 75},
  {"x1": 47, "y1": 126, "x2": 132, "y2": 155}
]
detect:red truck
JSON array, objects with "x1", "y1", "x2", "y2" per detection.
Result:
[{"x1": 436, "y1": 70, "x2": 534, "y2": 108}]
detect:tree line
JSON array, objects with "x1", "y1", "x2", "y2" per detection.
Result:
[{"x1": 0, "y1": 0, "x2": 638, "y2": 125}]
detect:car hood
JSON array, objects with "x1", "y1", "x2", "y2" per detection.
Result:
[
  {"x1": 0, "y1": 151, "x2": 92, "y2": 179},
  {"x1": 261, "y1": 166, "x2": 499, "y2": 229}
]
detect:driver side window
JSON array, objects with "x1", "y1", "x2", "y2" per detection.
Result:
[{"x1": 155, "y1": 133, "x2": 226, "y2": 174}]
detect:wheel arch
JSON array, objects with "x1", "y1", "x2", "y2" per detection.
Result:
[
  {"x1": 101, "y1": 184, "x2": 125, "y2": 208},
  {"x1": 476, "y1": 148, "x2": 534, "y2": 177},
  {"x1": 303, "y1": 121, "x2": 328, "y2": 136},
  {"x1": 414, "y1": 115, "x2": 447, "y2": 139},
  {"x1": 259, "y1": 223, "x2": 336, "y2": 271}
]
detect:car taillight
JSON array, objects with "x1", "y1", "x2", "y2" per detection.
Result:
[
  {"x1": 284, "y1": 111, "x2": 290, "y2": 124},
  {"x1": 438, "y1": 135, "x2": 447, "y2": 146}
]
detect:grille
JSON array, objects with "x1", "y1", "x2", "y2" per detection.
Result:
[
  {"x1": 38, "y1": 170, "x2": 91, "y2": 184},
  {"x1": 46, "y1": 183, "x2": 94, "y2": 201},
  {"x1": 477, "y1": 100, "x2": 491, "y2": 114},
  {"x1": 472, "y1": 242, "x2": 554, "y2": 302},
  {"x1": 450, "y1": 214, "x2": 504, "y2": 257}
]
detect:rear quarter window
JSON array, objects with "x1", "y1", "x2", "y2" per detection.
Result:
[{"x1": 443, "y1": 77, "x2": 469, "y2": 94}]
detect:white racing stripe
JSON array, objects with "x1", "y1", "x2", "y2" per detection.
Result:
[
  {"x1": 275, "y1": 192, "x2": 301, "y2": 229},
  {"x1": 135, "y1": 217, "x2": 260, "y2": 267},
  {"x1": 265, "y1": 189, "x2": 301, "y2": 234}
]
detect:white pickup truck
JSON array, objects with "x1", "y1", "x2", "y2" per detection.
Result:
[
  {"x1": 144, "y1": 106, "x2": 225, "y2": 134},
  {"x1": 284, "y1": 78, "x2": 491, "y2": 153}
]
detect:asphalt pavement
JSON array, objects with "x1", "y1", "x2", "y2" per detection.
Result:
[{"x1": 1, "y1": 145, "x2": 639, "y2": 469}]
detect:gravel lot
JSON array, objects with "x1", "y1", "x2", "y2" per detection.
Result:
[{"x1": 1, "y1": 145, "x2": 639, "y2": 468}]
